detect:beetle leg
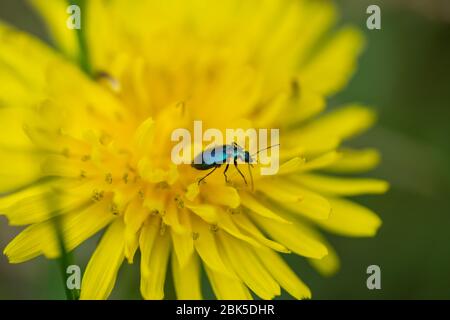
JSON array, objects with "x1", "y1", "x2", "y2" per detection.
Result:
[
  {"x1": 223, "y1": 164, "x2": 230, "y2": 183},
  {"x1": 198, "y1": 166, "x2": 219, "y2": 185},
  {"x1": 234, "y1": 160, "x2": 247, "y2": 185}
]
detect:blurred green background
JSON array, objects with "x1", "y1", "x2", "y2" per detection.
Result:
[{"x1": 1, "y1": 0, "x2": 449, "y2": 299}]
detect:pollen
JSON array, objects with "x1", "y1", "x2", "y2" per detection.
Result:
[{"x1": 105, "y1": 173, "x2": 113, "y2": 184}]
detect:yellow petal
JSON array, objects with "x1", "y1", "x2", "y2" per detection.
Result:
[
  {"x1": 240, "y1": 192, "x2": 290, "y2": 224},
  {"x1": 4, "y1": 200, "x2": 114, "y2": 263},
  {"x1": 133, "y1": 117, "x2": 154, "y2": 158},
  {"x1": 309, "y1": 242, "x2": 340, "y2": 277},
  {"x1": 163, "y1": 202, "x2": 187, "y2": 234},
  {"x1": 295, "y1": 174, "x2": 389, "y2": 196},
  {"x1": 232, "y1": 212, "x2": 289, "y2": 253},
  {"x1": 277, "y1": 157, "x2": 305, "y2": 175},
  {"x1": 0, "y1": 107, "x2": 33, "y2": 149},
  {"x1": 316, "y1": 197, "x2": 382, "y2": 237},
  {"x1": 192, "y1": 217, "x2": 234, "y2": 278},
  {"x1": 139, "y1": 217, "x2": 159, "y2": 276},
  {"x1": 1, "y1": 188, "x2": 88, "y2": 226},
  {"x1": 216, "y1": 209, "x2": 262, "y2": 249},
  {"x1": 249, "y1": 211, "x2": 328, "y2": 259},
  {"x1": 256, "y1": 181, "x2": 302, "y2": 203},
  {"x1": 3, "y1": 223, "x2": 51, "y2": 263},
  {"x1": 124, "y1": 197, "x2": 149, "y2": 234},
  {"x1": 186, "y1": 203, "x2": 218, "y2": 224},
  {"x1": 325, "y1": 148, "x2": 381, "y2": 173},
  {"x1": 218, "y1": 232, "x2": 280, "y2": 300},
  {"x1": 44, "y1": 200, "x2": 114, "y2": 257},
  {"x1": 254, "y1": 93, "x2": 289, "y2": 128},
  {"x1": 171, "y1": 229, "x2": 194, "y2": 268},
  {"x1": 185, "y1": 183, "x2": 200, "y2": 201},
  {"x1": 85, "y1": 0, "x2": 119, "y2": 71},
  {"x1": 28, "y1": 0, "x2": 79, "y2": 60},
  {"x1": 203, "y1": 185, "x2": 240, "y2": 209},
  {"x1": 140, "y1": 219, "x2": 171, "y2": 300},
  {"x1": 0, "y1": 150, "x2": 41, "y2": 193},
  {"x1": 172, "y1": 252, "x2": 202, "y2": 300},
  {"x1": 281, "y1": 86, "x2": 326, "y2": 125},
  {"x1": 256, "y1": 247, "x2": 311, "y2": 300},
  {"x1": 205, "y1": 265, "x2": 252, "y2": 300},
  {"x1": 124, "y1": 230, "x2": 139, "y2": 264},
  {"x1": 296, "y1": 0, "x2": 337, "y2": 64},
  {"x1": 300, "y1": 26, "x2": 365, "y2": 95},
  {"x1": 263, "y1": 179, "x2": 331, "y2": 220},
  {"x1": 80, "y1": 219, "x2": 125, "y2": 300},
  {"x1": 0, "y1": 22, "x2": 55, "y2": 92},
  {"x1": 282, "y1": 131, "x2": 340, "y2": 157},
  {"x1": 0, "y1": 180, "x2": 52, "y2": 212},
  {"x1": 277, "y1": 152, "x2": 341, "y2": 175},
  {"x1": 300, "y1": 105, "x2": 376, "y2": 141},
  {"x1": 124, "y1": 199, "x2": 149, "y2": 263}
]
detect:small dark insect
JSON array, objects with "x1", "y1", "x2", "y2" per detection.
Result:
[{"x1": 191, "y1": 142, "x2": 279, "y2": 189}]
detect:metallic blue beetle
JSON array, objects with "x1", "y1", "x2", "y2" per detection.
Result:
[
  {"x1": 192, "y1": 142, "x2": 251, "y2": 185},
  {"x1": 191, "y1": 142, "x2": 279, "y2": 187}
]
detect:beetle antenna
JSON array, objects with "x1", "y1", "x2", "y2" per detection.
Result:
[{"x1": 250, "y1": 144, "x2": 280, "y2": 157}]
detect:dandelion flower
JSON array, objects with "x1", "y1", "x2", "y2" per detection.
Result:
[{"x1": 0, "y1": 0, "x2": 388, "y2": 299}]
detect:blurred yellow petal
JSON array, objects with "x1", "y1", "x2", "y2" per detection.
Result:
[
  {"x1": 256, "y1": 181, "x2": 302, "y2": 203},
  {"x1": 309, "y1": 242, "x2": 340, "y2": 277},
  {"x1": 282, "y1": 131, "x2": 341, "y2": 157},
  {"x1": 0, "y1": 150, "x2": 41, "y2": 193},
  {"x1": 295, "y1": 174, "x2": 389, "y2": 196},
  {"x1": 80, "y1": 219, "x2": 125, "y2": 300},
  {"x1": 256, "y1": 247, "x2": 311, "y2": 299},
  {"x1": 0, "y1": 22, "x2": 55, "y2": 91},
  {"x1": 316, "y1": 197, "x2": 382, "y2": 237},
  {"x1": 28, "y1": 0, "x2": 79, "y2": 60},
  {"x1": 325, "y1": 148, "x2": 381, "y2": 173},
  {"x1": 287, "y1": 87, "x2": 326, "y2": 124},
  {"x1": 301, "y1": 105, "x2": 376, "y2": 140},
  {"x1": 4, "y1": 200, "x2": 114, "y2": 263},
  {"x1": 1, "y1": 189, "x2": 87, "y2": 226},
  {"x1": 0, "y1": 107, "x2": 33, "y2": 149},
  {"x1": 3, "y1": 223, "x2": 51, "y2": 263},
  {"x1": 300, "y1": 27, "x2": 365, "y2": 95},
  {"x1": 249, "y1": 211, "x2": 328, "y2": 259},
  {"x1": 218, "y1": 232, "x2": 280, "y2": 300},
  {"x1": 133, "y1": 117, "x2": 155, "y2": 158},
  {"x1": 44, "y1": 200, "x2": 114, "y2": 257},
  {"x1": 0, "y1": 180, "x2": 52, "y2": 211},
  {"x1": 278, "y1": 151, "x2": 341, "y2": 175},
  {"x1": 296, "y1": 0, "x2": 337, "y2": 64}
]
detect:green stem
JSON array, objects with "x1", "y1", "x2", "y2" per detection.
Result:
[
  {"x1": 71, "y1": 0, "x2": 92, "y2": 75},
  {"x1": 52, "y1": 214, "x2": 80, "y2": 300}
]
